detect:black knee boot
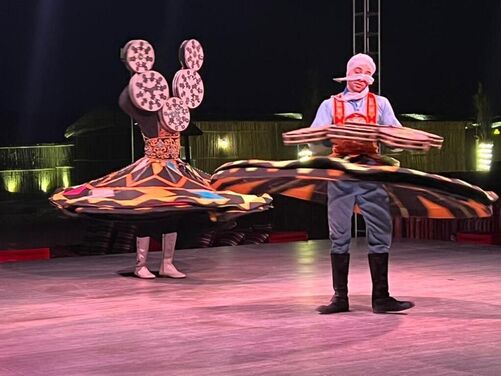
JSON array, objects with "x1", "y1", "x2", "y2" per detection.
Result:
[
  {"x1": 368, "y1": 253, "x2": 415, "y2": 313},
  {"x1": 317, "y1": 253, "x2": 350, "y2": 314}
]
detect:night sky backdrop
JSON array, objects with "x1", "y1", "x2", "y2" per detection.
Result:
[{"x1": 1, "y1": 0, "x2": 500, "y2": 145}]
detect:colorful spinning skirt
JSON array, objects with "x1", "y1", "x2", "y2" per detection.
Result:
[
  {"x1": 211, "y1": 157, "x2": 497, "y2": 219},
  {"x1": 50, "y1": 157, "x2": 272, "y2": 221}
]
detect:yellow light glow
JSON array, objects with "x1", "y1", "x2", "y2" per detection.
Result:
[
  {"x1": 62, "y1": 171, "x2": 71, "y2": 188},
  {"x1": 5, "y1": 177, "x2": 20, "y2": 193},
  {"x1": 0, "y1": 143, "x2": 73, "y2": 194},
  {"x1": 37, "y1": 170, "x2": 55, "y2": 193},
  {"x1": 494, "y1": 129, "x2": 500, "y2": 136},
  {"x1": 477, "y1": 142, "x2": 493, "y2": 171},
  {"x1": 217, "y1": 137, "x2": 230, "y2": 150},
  {"x1": 274, "y1": 112, "x2": 303, "y2": 120},
  {"x1": 478, "y1": 143, "x2": 493, "y2": 150},
  {"x1": 298, "y1": 147, "x2": 313, "y2": 160},
  {"x1": 294, "y1": 247, "x2": 316, "y2": 274},
  {"x1": 401, "y1": 113, "x2": 433, "y2": 121},
  {"x1": 39, "y1": 175, "x2": 52, "y2": 192}
]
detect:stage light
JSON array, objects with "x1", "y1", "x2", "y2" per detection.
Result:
[
  {"x1": 401, "y1": 113, "x2": 433, "y2": 121},
  {"x1": 57, "y1": 167, "x2": 72, "y2": 188},
  {"x1": 274, "y1": 112, "x2": 303, "y2": 120},
  {"x1": 298, "y1": 146, "x2": 312, "y2": 161},
  {"x1": 476, "y1": 142, "x2": 493, "y2": 171},
  {"x1": 4, "y1": 176, "x2": 20, "y2": 193},
  {"x1": 62, "y1": 171, "x2": 70, "y2": 187},
  {"x1": 37, "y1": 171, "x2": 54, "y2": 193},
  {"x1": 217, "y1": 137, "x2": 230, "y2": 151}
]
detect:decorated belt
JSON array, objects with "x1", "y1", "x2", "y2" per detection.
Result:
[{"x1": 144, "y1": 135, "x2": 181, "y2": 160}]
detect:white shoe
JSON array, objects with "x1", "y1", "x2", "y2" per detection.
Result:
[
  {"x1": 134, "y1": 266, "x2": 156, "y2": 279},
  {"x1": 135, "y1": 236, "x2": 155, "y2": 279},
  {"x1": 159, "y1": 263, "x2": 186, "y2": 279},
  {"x1": 159, "y1": 232, "x2": 186, "y2": 278}
]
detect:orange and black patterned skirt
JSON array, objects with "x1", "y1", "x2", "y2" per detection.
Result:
[
  {"x1": 50, "y1": 157, "x2": 272, "y2": 221},
  {"x1": 211, "y1": 157, "x2": 497, "y2": 219}
]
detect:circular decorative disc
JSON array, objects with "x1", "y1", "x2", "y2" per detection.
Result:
[
  {"x1": 286, "y1": 127, "x2": 329, "y2": 134},
  {"x1": 128, "y1": 71, "x2": 169, "y2": 112},
  {"x1": 178, "y1": 40, "x2": 188, "y2": 68},
  {"x1": 159, "y1": 97, "x2": 191, "y2": 133},
  {"x1": 283, "y1": 127, "x2": 328, "y2": 137},
  {"x1": 326, "y1": 125, "x2": 378, "y2": 142},
  {"x1": 123, "y1": 39, "x2": 155, "y2": 73},
  {"x1": 405, "y1": 127, "x2": 444, "y2": 143},
  {"x1": 179, "y1": 39, "x2": 204, "y2": 70},
  {"x1": 173, "y1": 69, "x2": 204, "y2": 109},
  {"x1": 283, "y1": 135, "x2": 328, "y2": 144},
  {"x1": 379, "y1": 127, "x2": 429, "y2": 142}
]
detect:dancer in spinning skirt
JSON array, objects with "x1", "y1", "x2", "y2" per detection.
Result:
[
  {"x1": 311, "y1": 53, "x2": 413, "y2": 314},
  {"x1": 50, "y1": 40, "x2": 272, "y2": 279},
  {"x1": 210, "y1": 53, "x2": 497, "y2": 314}
]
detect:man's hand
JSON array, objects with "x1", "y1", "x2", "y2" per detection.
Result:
[
  {"x1": 332, "y1": 139, "x2": 379, "y2": 155},
  {"x1": 308, "y1": 141, "x2": 332, "y2": 156}
]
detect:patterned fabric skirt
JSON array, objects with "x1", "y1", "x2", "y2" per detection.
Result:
[
  {"x1": 211, "y1": 157, "x2": 497, "y2": 219},
  {"x1": 50, "y1": 157, "x2": 272, "y2": 221}
]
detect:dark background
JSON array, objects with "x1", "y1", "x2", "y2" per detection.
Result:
[{"x1": 1, "y1": 0, "x2": 500, "y2": 145}]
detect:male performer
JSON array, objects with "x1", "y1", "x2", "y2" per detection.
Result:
[{"x1": 311, "y1": 53, "x2": 414, "y2": 314}]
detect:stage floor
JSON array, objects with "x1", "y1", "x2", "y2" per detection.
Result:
[{"x1": 1, "y1": 239, "x2": 501, "y2": 376}]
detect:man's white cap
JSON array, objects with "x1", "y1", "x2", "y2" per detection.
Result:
[
  {"x1": 346, "y1": 53, "x2": 376, "y2": 76},
  {"x1": 333, "y1": 53, "x2": 377, "y2": 83}
]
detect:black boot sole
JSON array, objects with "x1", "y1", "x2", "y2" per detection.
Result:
[
  {"x1": 316, "y1": 303, "x2": 350, "y2": 314},
  {"x1": 372, "y1": 301, "x2": 415, "y2": 314}
]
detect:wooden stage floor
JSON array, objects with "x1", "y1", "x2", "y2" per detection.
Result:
[{"x1": 1, "y1": 239, "x2": 501, "y2": 376}]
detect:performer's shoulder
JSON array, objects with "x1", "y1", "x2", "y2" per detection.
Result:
[
  {"x1": 373, "y1": 93, "x2": 389, "y2": 101},
  {"x1": 374, "y1": 94, "x2": 393, "y2": 107},
  {"x1": 319, "y1": 97, "x2": 334, "y2": 106},
  {"x1": 327, "y1": 93, "x2": 343, "y2": 101}
]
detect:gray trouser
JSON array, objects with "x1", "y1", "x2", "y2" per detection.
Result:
[{"x1": 327, "y1": 181, "x2": 392, "y2": 254}]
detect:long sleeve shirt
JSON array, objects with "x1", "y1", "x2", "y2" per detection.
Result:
[{"x1": 311, "y1": 93, "x2": 402, "y2": 128}]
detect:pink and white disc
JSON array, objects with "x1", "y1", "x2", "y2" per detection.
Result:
[
  {"x1": 379, "y1": 127, "x2": 429, "y2": 142},
  {"x1": 128, "y1": 71, "x2": 169, "y2": 112},
  {"x1": 179, "y1": 39, "x2": 204, "y2": 70},
  {"x1": 159, "y1": 97, "x2": 191, "y2": 133},
  {"x1": 123, "y1": 39, "x2": 155, "y2": 73},
  {"x1": 173, "y1": 69, "x2": 204, "y2": 109}
]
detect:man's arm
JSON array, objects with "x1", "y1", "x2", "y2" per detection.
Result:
[
  {"x1": 311, "y1": 99, "x2": 332, "y2": 128},
  {"x1": 309, "y1": 99, "x2": 333, "y2": 155},
  {"x1": 378, "y1": 96, "x2": 402, "y2": 127}
]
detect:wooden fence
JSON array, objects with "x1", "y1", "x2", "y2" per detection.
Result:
[{"x1": 191, "y1": 120, "x2": 470, "y2": 173}]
